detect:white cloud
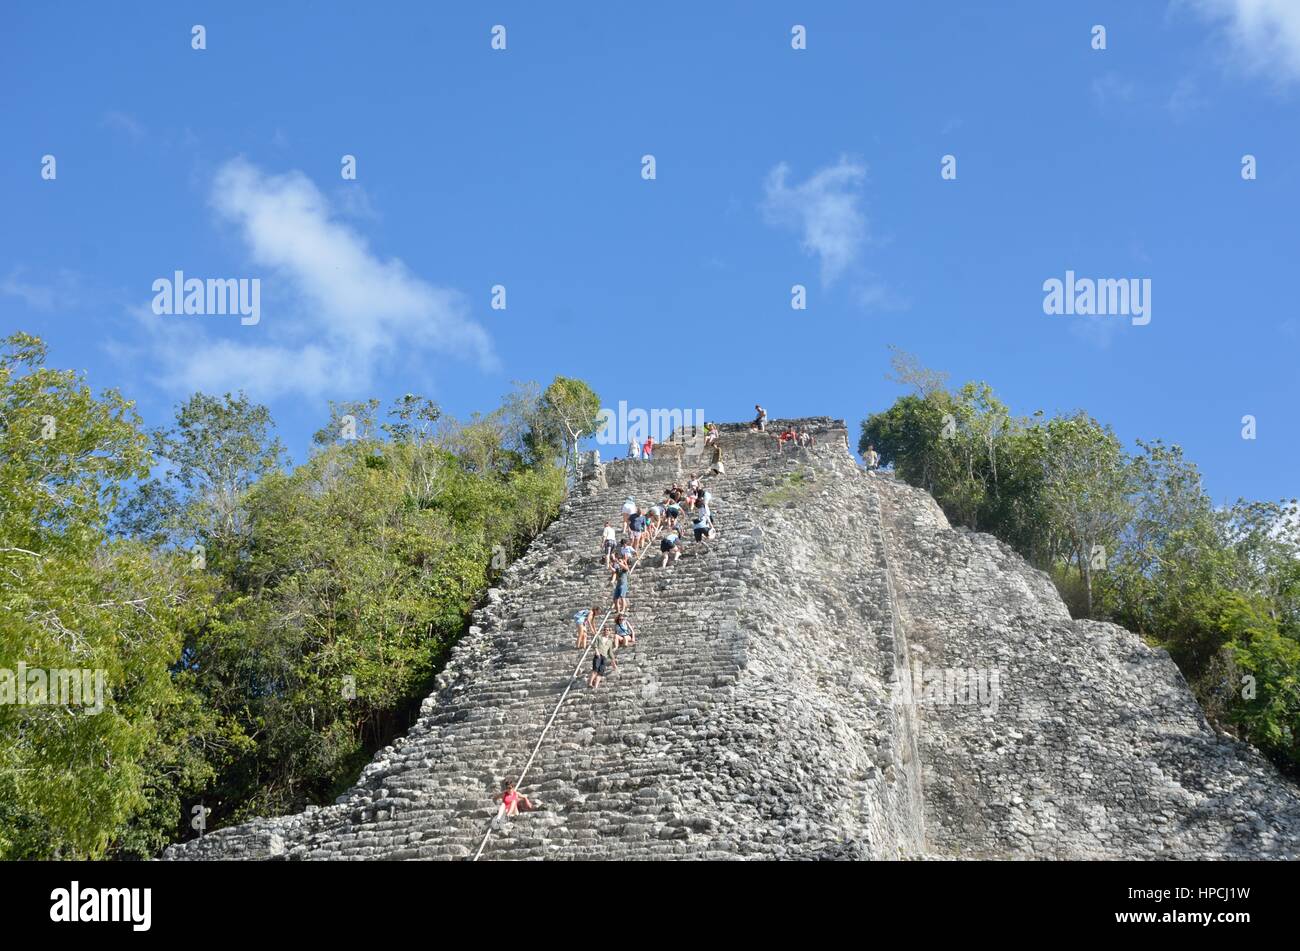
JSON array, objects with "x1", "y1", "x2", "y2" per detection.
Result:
[
  {"x1": 101, "y1": 111, "x2": 146, "y2": 140},
  {"x1": 1, "y1": 267, "x2": 81, "y2": 310},
  {"x1": 1181, "y1": 0, "x2": 1300, "y2": 83},
  {"x1": 333, "y1": 184, "x2": 382, "y2": 222},
  {"x1": 761, "y1": 156, "x2": 868, "y2": 286},
  {"x1": 144, "y1": 158, "x2": 495, "y2": 399}
]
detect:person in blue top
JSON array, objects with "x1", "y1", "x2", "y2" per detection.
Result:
[
  {"x1": 612, "y1": 562, "x2": 630, "y2": 612},
  {"x1": 573, "y1": 603, "x2": 600, "y2": 649},
  {"x1": 613, "y1": 612, "x2": 637, "y2": 648},
  {"x1": 629, "y1": 510, "x2": 649, "y2": 552}
]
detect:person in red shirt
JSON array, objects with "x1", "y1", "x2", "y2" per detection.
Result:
[
  {"x1": 642, "y1": 436, "x2": 654, "y2": 459},
  {"x1": 495, "y1": 781, "x2": 537, "y2": 818}
]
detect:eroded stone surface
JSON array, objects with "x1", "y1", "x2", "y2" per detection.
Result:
[{"x1": 164, "y1": 419, "x2": 1300, "y2": 860}]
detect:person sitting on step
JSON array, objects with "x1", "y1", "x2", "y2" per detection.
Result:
[
  {"x1": 683, "y1": 475, "x2": 700, "y2": 511},
  {"x1": 613, "y1": 612, "x2": 637, "y2": 648},
  {"x1": 495, "y1": 781, "x2": 538, "y2": 818}
]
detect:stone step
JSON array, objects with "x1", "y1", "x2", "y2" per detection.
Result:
[{"x1": 165, "y1": 419, "x2": 1300, "y2": 862}]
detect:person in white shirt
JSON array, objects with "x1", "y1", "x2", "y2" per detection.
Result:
[
  {"x1": 692, "y1": 506, "x2": 713, "y2": 543},
  {"x1": 601, "y1": 521, "x2": 617, "y2": 568}
]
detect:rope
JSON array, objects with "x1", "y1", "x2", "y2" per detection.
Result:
[{"x1": 472, "y1": 510, "x2": 671, "y2": 861}]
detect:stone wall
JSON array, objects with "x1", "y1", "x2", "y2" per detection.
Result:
[
  {"x1": 164, "y1": 419, "x2": 1300, "y2": 860},
  {"x1": 874, "y1": 474, "x2": 1300, "y2": 858}
]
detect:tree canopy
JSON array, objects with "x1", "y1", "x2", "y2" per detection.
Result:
[
  {"x1": 0, "y1": 335, "x2": 588, "y2": 858},
  {"x1": 863, "y1": 349, "x2": 1300, "y2": 773}
]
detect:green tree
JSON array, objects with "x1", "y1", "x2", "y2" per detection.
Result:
[
  {"x1": 535, "y1": 376, "x2": 601, "y2": 486},
  {"x1": 863, "y1": 352, "x2": 1300, "y2": 776},
  {"x1": 860, "y1": 392, "x2": 953, "y2": 493},
  {"x1": 0, "y1": 333, "x2": 225, "y2": 859},
  {"x1": 1039, "y1": 413, "x2": 1133, "y2": 617},
  {"x1": 6, "y1": 341, "x2": 591, "y2": 853},
  {"x1": 163, "y1": 388, "x2": 568, "y2": 831},
  {"x1": 134, "y1": 392, "x2": 286, "y2": 569}
]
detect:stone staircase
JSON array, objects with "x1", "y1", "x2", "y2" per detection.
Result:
[{"x1": 163, "y1": 417, "x2": 1300, "y2": 860}]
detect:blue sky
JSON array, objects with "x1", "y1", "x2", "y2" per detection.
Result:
[{"x1": 2, "y1": 1, "x2": 1297, "y2": 505}]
